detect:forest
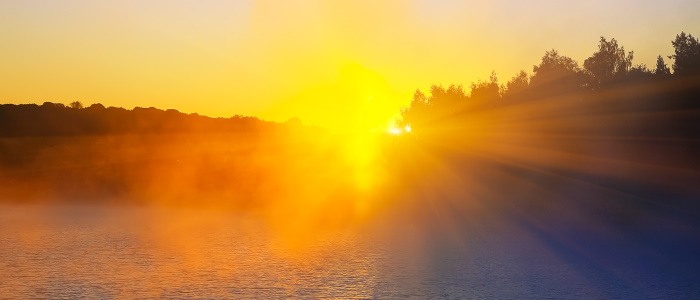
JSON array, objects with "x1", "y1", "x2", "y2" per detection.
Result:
[{"x1": 391, "y1": 32, "x2": 700, "y2": 230}]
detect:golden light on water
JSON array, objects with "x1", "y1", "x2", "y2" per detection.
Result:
[{"x1": 0, "y1": 1, "x2": 699, "y2": 298}]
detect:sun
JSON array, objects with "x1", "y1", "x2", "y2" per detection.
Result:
[{"x1": 388, "y1": 125, "x2": 411, "y2": 135}]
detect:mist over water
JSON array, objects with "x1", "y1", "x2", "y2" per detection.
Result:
[
  {"x1": 1, "y1": 29, "x2": 700, "y2": 299},
  {"x1": 1, "y1": 102, "x2": 699, "y2": 298}
]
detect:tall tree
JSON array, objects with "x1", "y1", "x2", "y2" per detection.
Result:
[
  {"x1": 400, "y1": 89, "x2": 429, "y2": 128},
  {"x1": 504, "y1": 70, "x2": 529, "y2": 97},
  {"x1": 654, "y1": 55, "x2": 671, "y2": 76},
  {"x1": 583, "y1": 37, "x2": 634, "y2": 87},
  {"x1": 530, "y1": 49, "x2": 581, "y2": 90},
  {"x1": 669, "y1": 32, "x2": 700, "y2": 76}
]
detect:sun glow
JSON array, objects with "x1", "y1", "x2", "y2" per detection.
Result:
[
  {"x1": 263, "y1": 62, "x2": 406, "y2": 133},
  {"x1": 388, "y1": 124, "x2": 411, "y2": 135}
]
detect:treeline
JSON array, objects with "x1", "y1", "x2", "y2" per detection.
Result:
[
  {"x1": 0, "y1": 32, "x2": 698, "y2": 226},
  {"x1": 391, "y1": 32, "x2": 700, "y2": 227},
  {"x1": 0, "y1": 101, "x2": 335, "y2": 210},
  {"x1": 0, "y1": 102, "x2": 280, "y2": 137},
  {"x1": 399, "y1": 32, "x2": 700, "y2": 140}
]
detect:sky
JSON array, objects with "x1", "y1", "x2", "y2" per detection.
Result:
[{"x1": 1, "y1": 0, "x2": 699, "y2": 132}]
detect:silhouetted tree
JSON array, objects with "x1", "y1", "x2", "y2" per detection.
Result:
[
  {"x1": 530, "y1": 50, "x2": 582, "y2": 89},
  {"x1": 69, "y1": 101, "x2": 83, "y2": 109},
  {"x1": 654, "y1": 55, "x2": 671, "y2": 77},
  {"x1": 669, "y1": 32, "x2": 700, "y2": 76},
  {"x1": 400, "y1": 85, "x2": 472, "y2": 132},
  {"x1": 400, "y1": 89, "x2": 429, "y2": 129},
  {"x1": 430, "y1": 85, "x2": 468, "y2": 108},
  {"x1": 470, "y1": 71, "x2": 500, "y2": 101},
  {"x1": 627, "y1": 64, "x2": 654, "y2": 81},
  {"x1": 504, "y1": 70, "x2": 529, "y2": 97},
  {"x1": 412, "y1": 89, "x2": 428, "y2": 105},
  {"x1": 583, "y1": 37, "x2": 634, "y2": 87}
]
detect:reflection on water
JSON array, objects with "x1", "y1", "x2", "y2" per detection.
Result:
[
  {"x1": 0, "y1": 205, "x2": 413, "y2": 299},
  {"x1": 0, "y1": 204, "x2": 698, "y2": 299}
]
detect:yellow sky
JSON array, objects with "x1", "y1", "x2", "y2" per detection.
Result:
[{"x1": 1, "y1": 0, "x2": 699, "y2": 131}]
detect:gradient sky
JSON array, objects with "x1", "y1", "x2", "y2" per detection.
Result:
[{"x1": 1, "y1": 0, "x2": 699, "y2": 131}]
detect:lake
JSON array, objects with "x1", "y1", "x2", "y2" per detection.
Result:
[{"x1": 0, "y1": 204, "x2": 698, "y2": 299}]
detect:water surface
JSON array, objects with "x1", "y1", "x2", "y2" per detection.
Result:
[{"x1": 0, "y1": 204, "x2": 697, "y2": 299}]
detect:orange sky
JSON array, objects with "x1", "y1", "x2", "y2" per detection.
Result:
[{"x1": 1, "y1": 0, "x2": 699, "y2": 132}]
